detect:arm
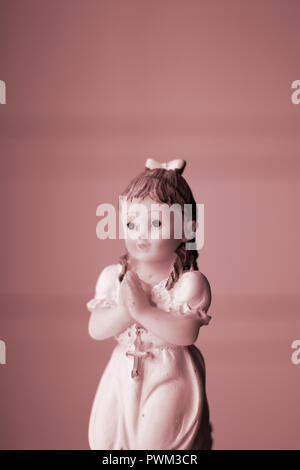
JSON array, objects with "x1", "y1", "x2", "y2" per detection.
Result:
[
  {"x1": 88, "y1": 303, "x2": 134, "y2": 341},
  {"x1": 87, "y1": 264, "x2": 135, "y2": 341},
  {"x1": 130, "y1": 305, "x2": 201, "y2": 346},
  {"x1": 123, "y1": 271, "x2": 202, "y2": 346}
]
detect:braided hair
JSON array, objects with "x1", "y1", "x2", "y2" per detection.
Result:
[{"x1": 118, "y1": 165, "x2": 199, "y2": 290}]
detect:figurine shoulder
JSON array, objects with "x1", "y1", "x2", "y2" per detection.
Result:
[
  {"x1": 95, "y1": 264, "x2": 122, "y2": 290},
  {"x1": 87, "y1": 264, "x2": 122, "y2": 312},
  {"x1": 173, "y1": 270, "x2": 212, "y2": 312}
]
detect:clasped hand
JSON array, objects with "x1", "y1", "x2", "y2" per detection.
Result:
[{"x1": 119, "y1": 271, "x2": 152, "y2": 320}]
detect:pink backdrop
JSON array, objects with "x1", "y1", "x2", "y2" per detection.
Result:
[{"x1": 0, "y1": 0, "x2": 299, "y2": 449}]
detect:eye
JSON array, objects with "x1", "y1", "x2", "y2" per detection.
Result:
[
  {"x1": 127, "y1": 222, "x2": 135, "y2": 230},
  {"x1": 152, "y1": 219, "x2": 161, "y2": 228}
]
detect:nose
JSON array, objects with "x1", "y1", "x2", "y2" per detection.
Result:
[{"x1": 137, "y1": 227, "x2": 149, "y2": 240}]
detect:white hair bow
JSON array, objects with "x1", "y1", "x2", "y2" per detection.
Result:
[{"x1": 145, "y1": 158, "x2": 186, "y2": 174}]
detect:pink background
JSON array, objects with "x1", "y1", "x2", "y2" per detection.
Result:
[{"x1": 0, "y1": 0, "x2": 300, "y2": 449}]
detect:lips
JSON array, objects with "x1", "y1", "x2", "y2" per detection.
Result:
[{"x1": 137, "y1": 242, "x2": 150, "y2": 250}]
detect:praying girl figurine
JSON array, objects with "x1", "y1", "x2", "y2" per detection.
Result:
[{"x1": 87, "y1": 159, "x2": 213, "y2": 450}]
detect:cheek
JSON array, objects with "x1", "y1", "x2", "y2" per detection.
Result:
[
  {"x1": 151, "y1": 238, "x2": 180, "y2": 254},
  {"x1": 125, "y1": 238, "x2": 135, "y2": 254}
]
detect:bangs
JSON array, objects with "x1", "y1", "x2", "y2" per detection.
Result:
[
  {"x1": 121, "y1": 168, "x2": 197, "y2": 219},
  {"x1": 122, "y1": 173, "x2": 165, "y2": 203},
  {"x1": 118, "y1": 167, "x2": 200, "y2": 289}
]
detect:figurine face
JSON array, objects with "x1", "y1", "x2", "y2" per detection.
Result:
[{"x1": 122, "y1": 196, "x2": 184, "y2": 263}]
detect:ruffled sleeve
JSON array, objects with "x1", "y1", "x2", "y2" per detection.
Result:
[
  {"x1": 86, "y1": 264, "x2": 122, "y2": 312},
  {"x1": 171, "y1": 270, "x2": 212, "y2": 326}
]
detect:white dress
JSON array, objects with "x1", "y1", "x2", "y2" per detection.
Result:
[{"x1": 87, "y1": 264, "x2": 213, "y2": 450}]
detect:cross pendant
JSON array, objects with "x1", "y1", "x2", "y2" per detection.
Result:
[{"x1": 126, "y1": 326, "x2": 151, "y2": 379}]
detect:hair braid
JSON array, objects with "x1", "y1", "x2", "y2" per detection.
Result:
[
  {"x1": 165, "y1": 240, "x2": 199, "y2": 290},
  {"x1": 118, "y1": 252, "x2": 129, "y2": 283}
]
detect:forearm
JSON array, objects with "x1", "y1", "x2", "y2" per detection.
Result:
[
  {"x1": 133, "y1": 306, "x2": 200, "y2": 346},
  {"x1": 88, "y1": 304, "x2": 134, "y2": 340}
]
